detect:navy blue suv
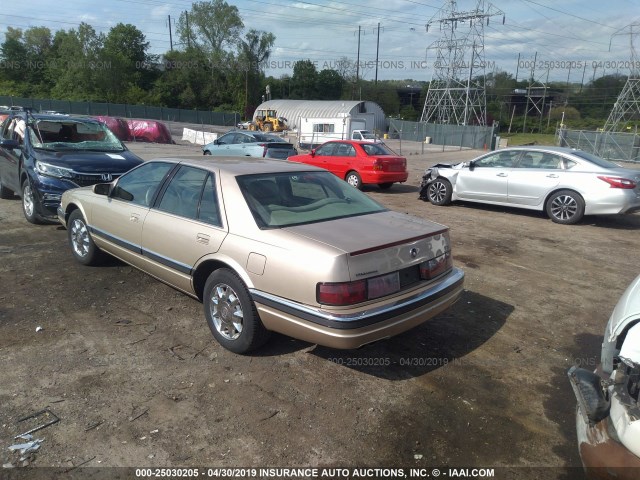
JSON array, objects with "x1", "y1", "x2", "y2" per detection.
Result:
[{"x1": 0, "y1": 112, "x2": 144, "y2": 223}]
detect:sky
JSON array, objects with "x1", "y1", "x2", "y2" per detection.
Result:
[{"x1": 1, "y1": 0, "x2": 639, "y2": 83}]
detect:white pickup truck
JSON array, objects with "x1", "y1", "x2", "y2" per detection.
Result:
[{"x1": 351, "y1": 130, "x2": 383, "y2": 143}]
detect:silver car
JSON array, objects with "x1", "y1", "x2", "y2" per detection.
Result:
[{"x1": 420, "y1": 146, "x2": 640, "y2": 224}]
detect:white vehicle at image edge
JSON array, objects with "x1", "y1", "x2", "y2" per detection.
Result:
[
  {"x1": 568, "y1": 274, "x2": 640, "y2": 478},
  {"x1": 420, "y1": 146, "x2": 640, "y2": 224}
]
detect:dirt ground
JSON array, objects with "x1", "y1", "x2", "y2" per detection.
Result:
[{"x1": 1, "y1": 137, "x2": 640, "y2": 480}]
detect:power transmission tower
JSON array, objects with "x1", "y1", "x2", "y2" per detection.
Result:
[
  {"x1": 420, "y1": 0, "x2": 503, "y2": 126},
  {"x1": 604, "y1": 23, "x2": 640, "y2": 131}
]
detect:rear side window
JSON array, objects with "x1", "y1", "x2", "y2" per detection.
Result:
[
  {"x1": 516, "y1": 152, "x2": 563, "y2": 169},
  {"x1": 334, "y1": 143, "x2": 356, "y2": 157}
]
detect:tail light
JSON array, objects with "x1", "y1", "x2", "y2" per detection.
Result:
[
  {"x1": 373, "y1": 159, "x2": 383, "y2": 171},
  {"x1": 317, "y1": 280, "x2": 366, "y2": 306},
  {"x1": 257, "y1": 143, "x2": 268, "y2": 157},
  {"x1": 420, "y1": 251, "x2": 452, "y2": 280},
  {"x1": 598, "y1": 176, "x2": 637, "y2": 189}
]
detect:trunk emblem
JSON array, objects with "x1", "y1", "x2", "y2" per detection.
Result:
[{"x1": 410, "y1": 248, "x2": 419, "y2": 258}]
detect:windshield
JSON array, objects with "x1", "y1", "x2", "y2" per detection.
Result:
[
  {"x1": 238, "y1": 171, "x2": 387, "y2": 229},
  {"x1": 28, "y1": 119, "x2": 124, "y2": 152},
  {"x1": 362, "y1": 143, "x2": 393, "y2": 155},
  {"x1": 571, "y1": 150, "x2": 620, "y2": 169}
]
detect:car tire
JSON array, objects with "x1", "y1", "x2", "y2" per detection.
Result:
[
  {"x1": 546, "y1": 190, "x2": 585, "y2": 225},
  {"x1": 68, "y1": 209, "x2": 104, "y2": 266},
  {"x1": 346, "y1": 171, "x2": 362, "y2": 190},
  {"x1": 0, "y1": 178, "x2": 14, "y2": 199},
  {"x1": 263, "y1": 123, "x2": 273, "y2": 132},
  {"x1": 203, "y1": 150, "x2": 212, "y2": 155},
  {"x1": 378, "y1": 182, "x2": 393, "y2": 190},
  {"x1": 21, "y1": 178, "x2": 43, "y2": 224},
  {"x1": 204, "y1": 269, "x2": 270, "y2": 354},
  {"x1": 427, "y1": 177, "x2": 453, "y2": 206}
]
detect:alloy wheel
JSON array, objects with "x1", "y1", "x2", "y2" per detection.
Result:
[
  {"x1": 209, "y1": 283, "x2": 244, "y2": 340},
  {"x1": 23, "y1": 184, "x2": 35, "y2": 218},
  {"x1": 429, "y1": 181, "x2": 448, "y2": 203},
  {"x1": 70, "y1": 218, "x2": 91, "y2": 258},
  {"x1": 550, "y1": 195, "x2": 578, "y2": 221}
]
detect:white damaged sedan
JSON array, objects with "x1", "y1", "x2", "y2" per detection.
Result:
[
  {"x1": 568, "y1": 275, "x2": 640, "y2": 478},
  {"x1": 420, "y1": 146, "x2": 640, "y2": 224}
]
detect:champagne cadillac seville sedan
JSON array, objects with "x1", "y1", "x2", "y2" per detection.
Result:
[{"x1": 57, "y1": 157, "x2": 464, "y2": 353}]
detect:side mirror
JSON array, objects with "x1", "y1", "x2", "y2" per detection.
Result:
[
  {"x1": 310, "y1": 149, "x2": 316, "y2": 157},
  {"x1": 213, "y1": 139, "x2": 220, "y2": 145},
  {"x1": 0, "y1": 139, "x2": 21, "y2": 149},
  {"x1": 468, "y1": 161, "x2": 475, "y2": 171},
  {"x1": 93, "y1": 183, "x2": 112, "y2": 196}
]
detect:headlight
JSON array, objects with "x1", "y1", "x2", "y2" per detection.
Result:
[{"x1": 35, "y1": 161, "x2": 74, "y2": 179}]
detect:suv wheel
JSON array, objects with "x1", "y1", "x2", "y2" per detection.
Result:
[{"x1": 22, "y1": 179, "x2": 42, "y2": 224}]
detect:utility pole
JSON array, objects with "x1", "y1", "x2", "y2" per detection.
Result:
[
  {"x1": 375, "y1": 23, "x2": 381, "y2": 86},
  {"x1": 185, "y1": 11, "x2": 191, "y2": 49},
  {"x1": 168, "y1": 15, "x2": 173, "y2": 51},
  {"x1": 356, "y1": 26, "x2": 361, "y2": 84}
]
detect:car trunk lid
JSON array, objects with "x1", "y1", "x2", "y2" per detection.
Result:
[
  {"x1": 375, "y1": 156, "x2": 407, "y2": 172},
  {"x1": 285, "y1": 211, "x2": 450, "y2": 281}
]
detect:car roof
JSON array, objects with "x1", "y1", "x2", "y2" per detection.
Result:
[
  {"x1": 497, "y1": 146, "x2": 582, "y2": 154},
  {"x1": 153, "y1": 156, "x2": 324, "y2": 176},
  {"x1": 324, "y1": 140, "x2": 376, "y2": 145},
  {"x1": 9, "y1": 111, "x2": 99, "y2": 123}
]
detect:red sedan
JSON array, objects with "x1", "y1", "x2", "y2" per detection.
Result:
[{"x1": 288, "y1": 140, "x2": 408, "y2": 190}]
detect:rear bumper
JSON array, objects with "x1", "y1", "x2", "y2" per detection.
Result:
[
  {"x1": 252, "y1": 267, "x2": 464, "y2": 349},
  {"x1": 362, "y1": 171, "x2": 409, "y2": 184},
  {"x1": 576, "y1": 408, "x2": 640, "y2": 479},
  {"x1": 584, "y1": 189, "x2": 640, "y2": 215}
]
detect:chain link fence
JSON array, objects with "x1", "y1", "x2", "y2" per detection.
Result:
[
  {"x1": 0, "y1": 95, "x2": 240, "y2": 126},
  {"x1": 557, "y1": 127, "x2": 640, "y2": 163},
  {"x1": 388, "y1": 119, "x2": 497, "y2": 150}
]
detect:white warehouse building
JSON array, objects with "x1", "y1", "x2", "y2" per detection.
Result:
[{"x1": 252, "y1": 99, "x2": 386, "y2": 149}]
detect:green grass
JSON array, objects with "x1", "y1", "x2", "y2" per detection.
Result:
[{"x1": 500, "y1": 133, "x2": 557, "y2": 147}]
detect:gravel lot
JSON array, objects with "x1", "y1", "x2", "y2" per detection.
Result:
[{"x1": 1, "y1": 136, "x2": 639, "y2": 479}]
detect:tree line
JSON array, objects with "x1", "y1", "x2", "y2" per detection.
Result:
[
  {"x1": 0, "y1": 0, "x2": 417, "y2": 120},
  {"x1": 0, "y1": 0, "x2": 630, "y2": 130}
]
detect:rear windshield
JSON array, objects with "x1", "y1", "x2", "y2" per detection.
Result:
[
  {"x1": 571, "y1": 150, "x2": 620, "y2": 168},
  {"x1": 237, "y1": 171, "x2": 387, "y2": 229},
  {"x1": 362, "y1": 143, "x2": 393, "y2": 155}
]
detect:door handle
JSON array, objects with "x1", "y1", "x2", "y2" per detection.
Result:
[
  {"x1": 546, "y1": 174, "x2": 559, "y2": 178},
  {"x1": 196, "y1": 233, "x2": 210, "y2": 245},
  {"x1": 130, "y1": 213, "x2": 140, "y2": 223},
  {"x1": 496, "y1": 173, "x2": 508, "y2": 177}
]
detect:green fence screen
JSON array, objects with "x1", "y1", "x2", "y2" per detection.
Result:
[{"x1": 0, "y1": 95, "x2": 240, "y2": 126}]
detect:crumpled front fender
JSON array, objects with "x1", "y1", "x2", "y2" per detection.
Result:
[{"x1": 419, "y1": 163, "x2": 464, "y2": 199}]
